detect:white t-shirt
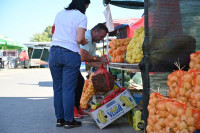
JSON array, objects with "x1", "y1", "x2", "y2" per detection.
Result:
[{"x1": 51, "y1": 9, "x2": 87, "y2": 54}]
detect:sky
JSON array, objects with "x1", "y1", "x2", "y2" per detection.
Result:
[{"x1": 0, "y1": 0, "x2": 144, "y2": 43}]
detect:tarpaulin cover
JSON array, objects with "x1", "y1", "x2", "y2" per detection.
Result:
[
  {"x1": 113, "y1": 18, "x2": 140, "y2": 30},
  {"x1": 103, "y1": 0, "x2": 144, "y2": 9},
  {"x1": 143, "y1": 0, "x2": 200, "y2": 72},
  {"x1": 127, "y1": 16, "x2": 144, "y2": 37}
]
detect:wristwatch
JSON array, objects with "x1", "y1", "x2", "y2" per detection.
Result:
[{"x1": 93, "y1": 57, "x2": 97, "y2": 61}]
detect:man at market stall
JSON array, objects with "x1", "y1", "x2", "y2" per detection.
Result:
[{"x1": 74, "y1": 23, "x2": 109, "y2": 118}]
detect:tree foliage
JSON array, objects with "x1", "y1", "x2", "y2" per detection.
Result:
[{"x1": 30, "y1": 26, "x2": 52, "y2": 42}]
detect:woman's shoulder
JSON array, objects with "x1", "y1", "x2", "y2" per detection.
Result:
[
  {"x1": 62, "y1": 9, "x2": 86, "y2": 16},
  {"x1": 73, "y1": 10, "x2": 86, "y2": 17},
  {"x1": 59, "y1": 9, "x2": 87, "y2": 20}
]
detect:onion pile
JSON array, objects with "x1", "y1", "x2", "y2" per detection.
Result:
[
  {"x1": 168, "y1": 69, "x2": 200, "y2": 109},
  {"x1": 80, "y1": 73, "x2": 96, "y2": 110},
  {"x1": 189, "y1": 51, "x2": 200, "y2": 70},
  {"x1": 167, "y1": 70, "x2": 186, "y2": 98},
  {"x1": 147, "y1": 92, "x2": 200, "y2": 133}
]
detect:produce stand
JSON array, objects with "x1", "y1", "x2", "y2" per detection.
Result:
[
  {"x1": 103, "y1": 0, "x2": 149, "y2": 131},
  {"x1": 104, "y1": 0, "x2": 200, "y2": 132}
]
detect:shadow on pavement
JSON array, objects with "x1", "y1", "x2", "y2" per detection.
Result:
[
  {"x1": 38, "y1": 81, "x2": 53, "y2": 87},
  {"x1": 18, "y1": 81, "x2": 53, "y2": 87}
]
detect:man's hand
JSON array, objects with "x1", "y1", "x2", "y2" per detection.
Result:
[{"x1": 100, "y1": 56, "x2": 109, "y2": 65}]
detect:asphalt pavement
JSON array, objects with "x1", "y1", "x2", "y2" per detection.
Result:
[{"x1": 0, "y1": 68, "x2": 143, "y2": 133}]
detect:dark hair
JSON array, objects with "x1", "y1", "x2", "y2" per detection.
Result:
[
  {"x1": 91, "y1": 23, "x2": 109, "y2": 33},
  {"x1": 65, "y1": 0, "x2": 90, "y2": 14}
]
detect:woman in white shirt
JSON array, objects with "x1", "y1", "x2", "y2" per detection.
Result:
[{"x1": 49, "y1": 0, "x2": 90, "y2": 129}]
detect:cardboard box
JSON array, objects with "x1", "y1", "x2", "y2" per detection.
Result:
[
  {"x1": 128, "y1": 109, "x2": 145, "y2": 130},
  {"x1": 89, "y1": 89, "x2": 136, "y2": 129}
]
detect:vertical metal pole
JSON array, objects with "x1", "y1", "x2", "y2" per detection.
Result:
[
  {"x1": 121, "y1": 70, "x2": 124, "y2": 87},
  {"x1": 106, "y1": 34, "x2": 109, "y2": 55},
  {"x1": 106, "y1": 34, "x2": 109, "y2": 71},
  {"x1": 141, "y1": 0, "x2": 150, "y2": 132},
  {"x1": 103, "y1": 40, "x2": 105, "y2": 55}
]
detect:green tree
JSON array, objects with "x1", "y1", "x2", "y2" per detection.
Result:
[{"x1": 30, "y1": 26, "x2": 52, "y2": 42}]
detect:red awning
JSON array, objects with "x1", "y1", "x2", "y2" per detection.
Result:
[
  {"x1": 112, "y1": 17, "x2": 144, "y2": 38},
  {"x1": 113, "y1": 18, "x2": 141, "y2": 30},
  {"x1": 127, "y1": 16, "x2": 144, "y2": 37}
]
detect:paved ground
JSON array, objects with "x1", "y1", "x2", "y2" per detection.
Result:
[{"x1": 0, "y1": 68, "x2": 143, "y2": 133}]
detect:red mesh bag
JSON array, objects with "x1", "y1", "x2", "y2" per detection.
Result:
[{"x1": 91, "y1": 55, "x2": 114, "y2": 92}]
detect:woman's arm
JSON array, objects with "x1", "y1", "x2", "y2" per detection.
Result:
[{"x1": 77, "y1": 27, "x2": 88, "y2": 45}]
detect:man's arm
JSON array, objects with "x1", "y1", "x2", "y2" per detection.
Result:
[
  {"x1": 87, "y1": 62, "x2": 102, "y2": 68},
  {"x1": 80, "y1": 48, "x2": 101, "y2": 62}
]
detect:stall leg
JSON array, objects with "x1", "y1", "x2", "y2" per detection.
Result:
[{"x1": 121, "y1": 70, "x2": 124, "y2": 87}]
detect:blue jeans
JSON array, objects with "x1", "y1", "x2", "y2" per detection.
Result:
[{"x1": 49, "y1": 46, "x2": 81, "y2": 121}]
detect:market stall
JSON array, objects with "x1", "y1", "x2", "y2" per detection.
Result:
[
  {"x1": 78, "y1": 0, "x2": 200, "y2": 132},
  {"x1": 78, "y1": 0, "x2": 147, "y2": 131},
  {"x1": 103, "y1": 0, "x2": 200, "y2": 133}
]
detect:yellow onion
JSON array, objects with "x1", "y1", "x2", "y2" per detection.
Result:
[
  {"x1": 194, "y1": 93, "x2": 200, "y2": 101},
  {"x1": 188, "y1": 126, "x2": 196, "y2": 133},
  {"x1": 177, "y1": 108, "x2": 185, "y2": 117},
  {"x1": 171, "y1": 82, "x2": 178, "y2": 89},
  {"x1": 194, "y1": 85, "x2": 200, "y2": 93},
  {"x1": 182, "y1": 74, "x2": 193, "y2": 82},
  {"x1": 174, "y1": 117, "x2": 181, "y2": 125},
  {"x1": 158, "y1": 110, "x2": 167, "y2": 118},
  {"x1": 155, "y1": 123, "x2": 162, "y2": 131},
  {"x1": 150, "y1": 93, "x2": 156, "y2": 99},
  {"x1": 158, "y1": 118, "x2": 165, "y2": 127},
  {"x1": 147, "y1": 118, "x2": 154, "y2": 126},
  {"x1": 170, "y1": 75, "x2": 179, "y2": 82},
  {"x1": 197, "y1": 101, "x2": 200, "y2": 108},
  {"x1": 168, "y1": 121, "x2": 176, "y2": 128},
  {"x1": 191, "y1": 100, "x2": 197, "y2": 107},
  {"x1": 170, "y1": 104, "x2": 178, "y2": 115},
  {"x1": 150, "y1": 115, "x2": 157, "y2": 123},
  {"x1": 181, "y1": 114, "x2": 187, "y2": 121},
  {"x1": 180, "y1": 129, "x2": 189, "y2": 133},
  {"x1": 190, "y1": 92, "x2": 195, "y2": 99},
  {"x1": 156, "y1": 102, "x2": 166, "y2": 111},
  {"x1": 146, "y1": 125, "x2": 153, "y2": 132},
  {"x1": 169, "y1": 89, "x2": 177, "y2": 98},
  {"x1": 179, "y1": 87, "x2": 187, "y2": 96},
  {"x1": 185, "y1": 89, "x2": 192, "y2": 98},
  {"x1": 178, "y1": 121, "x2": 188, "y2": 130},
  {"x1": 187, "y1": 116, "x2": 195, "y2": 126},
  {"x1": 149, "y1": 107, "x2": 156, "y2": 115},
  {"x1": 196, "y1": 75, "x2": 200, "y2": 84},
  {"x1": 183, "y1": 82, "x2": 192, "y2": 90},
  {"x1": 149, "y1": 98, "x2": 158, "y2": 107},
  {"x1": 167, "y1": 114, "x2": 175, "y2": 122},
  {"x1": 172, "y1": 127, "x2": 178, "y2": 133},
  {"x1": 185, "y1": 107, "x2": 193, "y2": 118},
  {"x1": 179, "y1": 97, "x2": 188, "y2": 103}
]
